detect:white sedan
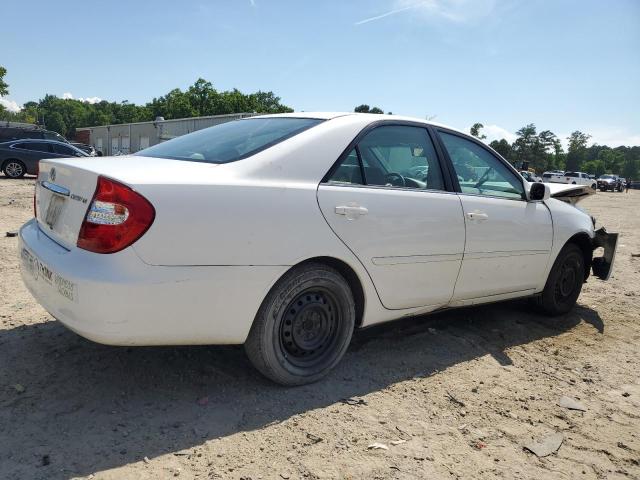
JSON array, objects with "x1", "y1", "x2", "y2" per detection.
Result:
[{"x1": 19, "y1": 113, "x2": 618, "y2": 385}]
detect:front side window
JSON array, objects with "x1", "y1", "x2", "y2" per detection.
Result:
[
  {"x1": 327, "y1": 125, "x2": 445, "y2": 191},
  {"x1": 44, "y1": 131, "x2": 66, "y2": 142},
  {"x1": 135, "y1": 117, "x2": 323, "y2": 164},
  {"x1": 53, "y1": 143, "x2": 76, "y2": 156},
  {"x1": 439, "y1": 131, "x2": 524, "y2": 200}
]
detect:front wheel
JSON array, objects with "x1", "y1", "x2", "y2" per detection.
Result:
[
  {"x1": 534, "y1": 243, "x2": 585, "y2": 316},
  {"x1": 244, "y1": 263, "x2": 355, "y2": 386},
  {"x1": 3, "y1": 160, "x2": 26, "y2": 178}
]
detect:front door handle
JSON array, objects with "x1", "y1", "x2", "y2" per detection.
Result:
[
  {"x1": 466, "y1": 211, "x2": 489, "y2": 221},
  {"x1": 335, "y1": 204, "x2": 368, "y2": 220}
]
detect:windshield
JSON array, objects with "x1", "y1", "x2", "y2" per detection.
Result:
[
  {"x1": 600, "y1": 175, "x2": 615, "y2": 179},
  {"x1": 135, "y1": 117, "x2": 323, "y2": 163}
]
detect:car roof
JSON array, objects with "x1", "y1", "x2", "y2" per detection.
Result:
[
  {"x1": 252, "y1": 112, "x2": 469, "y2": 136},
  {"x1": 3, "y1": 138, "x2": 72, "y2": 146}
]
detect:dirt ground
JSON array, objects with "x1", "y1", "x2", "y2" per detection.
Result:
[{"x1": 0, "y1": 176, "x2": 638, "y2": 480}]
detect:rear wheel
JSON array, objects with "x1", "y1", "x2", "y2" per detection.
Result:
[
  {"x1": 2, "y1": 160, "x2": 26, "y2": 178},
  {"x1": 534, "y1": 243, "x2": 585, "y2": 316},
  {"x1": 244, "y1": 263, "x2": 355, "y2": 386}
]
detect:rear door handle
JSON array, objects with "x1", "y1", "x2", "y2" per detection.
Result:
[
  {"x1": 466, "y1": 211, "x2": 489, "y2": 221},
  {"x1": 335, "y1": 204, "x2": 368, "y2": 219}
]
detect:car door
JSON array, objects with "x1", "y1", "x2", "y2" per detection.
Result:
[
  {"x1": 317, "y1": 124, "x2": 465, "y2": 310},
  {"x1": 436, "y1": 130, "x2": 553, "y2": 301},
  {"x1": 16, "y1": 142, "x2": 55, "y2": 172}
]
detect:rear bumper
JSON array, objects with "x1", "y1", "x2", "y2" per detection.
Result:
[
  {"x1": 19, "y1": 219, "x2": 286, "y2": 345},
  {"x1": 592, "y1": 227, "x2": 618, "y2": 280}
]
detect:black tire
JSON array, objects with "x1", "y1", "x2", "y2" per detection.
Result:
[
  {"x1": 534, "y1": 243, "x2": 585, "y2": 316},
  {"x1": 244, "y1": 262, "x2": 355, "y2": 386},
  {"x1": 2, "y1": 160, "x2": 26, "y2": 178}
]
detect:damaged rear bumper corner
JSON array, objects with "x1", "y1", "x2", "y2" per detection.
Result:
[{"x1": 592, "y1": 227, "x2": 618, "y2": 280}]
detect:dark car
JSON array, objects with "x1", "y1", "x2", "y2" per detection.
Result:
[
  {"x1": 0, "y1": 139, "x2": 88, "y2": 178},
  {"x1": 70, "y1": 142, "x2": 98, "y2": 156},
  {"x1": 597, "y1": 174, "x2": 623, "y2": 192},
  {"x1": 0, "y1": 126, "x2": 69, "y2": 144}
]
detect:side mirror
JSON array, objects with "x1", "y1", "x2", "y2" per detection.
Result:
[{"x1": 528, "y1": 182, "x2": 550, "y2": 201}]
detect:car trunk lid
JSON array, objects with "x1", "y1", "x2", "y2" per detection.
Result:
[
  {"x1": 35, "y1": 156, "x2": 221, "y2": 250},
  {"x1": 36, "y1": 161, "x2": 99, "y2": 249}
]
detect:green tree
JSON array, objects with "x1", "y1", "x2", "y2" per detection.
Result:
[
  {"x1": 512, "y1": 124, "x2": 545, "y2": 170},
  {"x1": 565, "y1": 131, "x2": 591, "y2": 171},
  {"x1": 470, "y1": 123, "x2": 486, "y2": 140},
  {"x1": 0, "y1": 65, "x2": 8, "y2": 97},
  {"x1": 581, "y1": 159, "x2": 605, "y2": 177},
  {"x1": 354, "y1": 104, "x2": 384, "y2": 114},
  {"x1": 46, "y1": 111, "x2": 66, "y2": 135},
  {"x1": 489, "y1": 139, "x2": 512, "y2": 161}
]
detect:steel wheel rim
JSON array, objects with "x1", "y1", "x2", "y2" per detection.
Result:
[
  {"x1": 5, "y1": 162, "x2": 24, "y2": 177},
  {"x1": 279, "y1": 288, "x2": 341, "y2": 368},
  {"x1": 555, "y1": 257, "x2": 579, "y2": 301}
]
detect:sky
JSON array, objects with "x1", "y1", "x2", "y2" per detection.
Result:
[{"x1": 1, "y1": 0, "x2": 639, "y2": 146}]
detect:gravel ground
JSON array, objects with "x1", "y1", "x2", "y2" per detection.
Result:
[{"x1": 0, "y1": 176, "x2": 638, "y2": 480}]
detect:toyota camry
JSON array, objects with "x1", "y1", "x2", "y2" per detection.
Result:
[{"x1": 19, "y1": 113, "x2": 618, "y2": 385}]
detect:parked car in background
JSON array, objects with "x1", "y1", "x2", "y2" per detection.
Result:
[
  {"x1": 0, "y1": 126, "x2": 69, "y2": 144},
  {"x1": 597, "y1": 174, "x2": 624, "y2": 192},
  {"x1": 542, "y1": 170, "x2": 565, "y2": 183},
  {"x1": 70, "y1": 142, "x2": 98, "y2": 156},
  {"x1": 562, "y1": 171, "x2": 597, "y2": 189},
  {"x1": 19, "y1": 113, "x2": 618, "y2": 385},
  {"x1": 520, "y1": 171, "x2": 542, "y2": 183},
  {"x1": 1, "y1": 139, "x2": 89, "y2": 178}
]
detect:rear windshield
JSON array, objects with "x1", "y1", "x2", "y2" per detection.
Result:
[{"x1": 135, "y1": 117, "x2": 323, "y2": 164}]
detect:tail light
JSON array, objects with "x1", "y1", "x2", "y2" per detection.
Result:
[{"x1": 77, "y1": 176, "x2": 155, "y2": 254}]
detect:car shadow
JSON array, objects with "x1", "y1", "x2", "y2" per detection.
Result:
[
  {"x1": 0, "y1": 174, "x2": 36, "y2": 180},
  {"x1": 0, "y1": 301, "x2": 604, "y2": 479}
]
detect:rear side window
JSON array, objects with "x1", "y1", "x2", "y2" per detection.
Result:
[
  {"x1": 328, "y1": 149, "x2": 364, "y2": 185},
  {"x1": 135, "y1": 118, "x2": 323, "y2": 164},
  {"x1": 23, "y1": 142, "x2": 52, "y2": 153},
  {"x1": 0, "y1": 129, "x2": 17, "y2": 141},
  {"x1": 17, "y1": 130, "x2": 44, "y2": 139},
  {"x1": 326, "y1": 125, "x2": 446, "y2": 191}
]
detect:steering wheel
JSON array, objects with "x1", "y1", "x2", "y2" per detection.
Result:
[{"x1": 384, "y1": 172, "x2": 406, "y2": 187}]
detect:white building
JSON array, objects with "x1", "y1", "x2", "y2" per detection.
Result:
[{"x1": 76, "y1": 113, "x2": 254, "y2": 156}]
